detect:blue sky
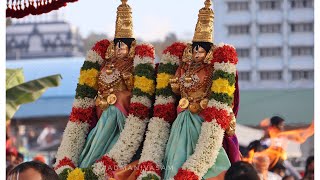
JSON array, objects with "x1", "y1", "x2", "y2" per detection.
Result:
[{"x1": 61, "y1": 0, "x2": 205, "y2": 41}]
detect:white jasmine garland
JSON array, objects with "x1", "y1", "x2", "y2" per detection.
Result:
[
  {"x1": 207, "y1": 99, "x2": 233, "y2": 114},
  {"x1": 92, "y1": 162, "x2": 107, "y2": 180},
  {"x1": 55, "y1": 121, "x2": 90, "y2": 168},
  {"x1": 72, "y1": 97, "x2": 95, "y2": 109},
  {"x1": 213, "y1": 62, "x2": 236, "y2": 75},
  {"x1": 131, "y1": 95, "x2": 152, "y2": 108},
  {"x1": 139, "y1": 117, "x2": 171, "y2": 166},
  {"x1": 181, "y1": 120, "x2": 224, "y2": 179},
  {"x1": 137, "y1": 171, "x2": 161, "y2": 180},
  {"x1": 134, "y1": 57, "x2": 155, "y2": 68},
  {"x1": 86, "y1": 50, "x2": 104, "y2": 65},
  {"x1": 154, "y1": 95, "x2": 175, "y2": 106},
  {"x1": 161, "y1": 53, "x2": 180, "y2": 65},
  {"x1": 107, "y1": 115, "x2": 147, "y2": 168}
]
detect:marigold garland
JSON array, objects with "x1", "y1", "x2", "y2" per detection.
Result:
[
  {"x1": 156, "y1": 73, "x2": 173, "y2": 89},
  {"x1": 211, "y1": 78, "x2": 236, "y2": 96},
  {"x1": 134, "y1": 76, "x2": 155, "y2": 95},
  {"x1": 69, "y1": 107, "x2": 96, "y2": 123},
  {"x1": 174, "y1": 169, "x2": 199, "y2": 180},
  {"x1": 212, "y1": 45, "x2": 238, "y2": 65},
  {"x1": 67, "y1": 168, "x2": 85, "y2": 180},
  {"x1": 129, "y1": 103, "x2": 150, "y2": 119},
  {"x1": 201, "y1": 107, "x2": 231, "y2": 130},
  {"x1": 163, "y1": 42, "x2": 187, "y2": 60},
  {"x1": 153, "y1": 103, "x2": 176, "y2": 123},
  {"x1": 79, "y1": 69, "x2": 99, "y2": 89}
]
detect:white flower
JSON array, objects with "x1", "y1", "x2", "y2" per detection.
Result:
[
  {"x1": 131, "y1": 95, "x2": 152, "y2": 108},
  {"x1": 92, "y1": 162, "x2": 107, "y2": 180},
  {"x1": 207, "y1": 99, "x2": 233, "y2": 114},
  {"x1": 213, "y1": 62, "x2": 236, "y2": 75},
  {"x1": 86, "y1": 50, "x2": 104, "y2": 65},
  {"x1": 154, "y1": 95, "x2": 175, "y2": 106},
  {"x1": 72, "y1": 97, "x2": 95, "y2": 109},
  {"x1": 139, "y1": 117, "x2": 171, "y2": 167},
  {"x1": 55, "y1": 165, "x2": 74, "y2": 175},
  {"x1": 134, "y1": 56, "x2": 155, "y2": 68},
  {"x1": 161, "y1": 53, "x2": 180, "y2": 65},
  {"x1": 181, "y1": 121, "x2": 224, "y2": 179},
  {"x1": 55, "y1": 121, "x2": 90, "y2": 167},
  {"x1": 107, "y1": 115, "x2": 147, "y2": 168}
]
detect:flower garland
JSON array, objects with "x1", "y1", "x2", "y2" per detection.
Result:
[
  {"x1": 175, "y1": 43, "x2": 238, "y2": 179},
  {"x1": 88, "y1": 43, "x2": 156, "y2": 179},
  {"x1": 54, "y1": 40, "x2": 110, "y2": 176},
  {"x1": 137, "y1": 42, "x2": 187, "y2": 179}
]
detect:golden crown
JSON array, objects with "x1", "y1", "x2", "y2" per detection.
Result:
[
  {"x1": 192, "y1": 0, "x2": 214, "y2": 43},
  {"x1": 115, "y1": 0, "x2": 134, "y2": 38}
]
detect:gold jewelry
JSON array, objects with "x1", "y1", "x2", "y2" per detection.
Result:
[
  {"x1": 107, "y1": 94, "x2": 117, "y2": 105},
  {"x1": 105, "y1": 41, "x2": 115, "y2": 60},
  {"x1": 179, "y1": 98, "x2": 190, "y2": 109},
  {"x1": 115, "y1": 0, "x2": 134, "y2": 38},
  {"x1": 182, "y1": 43, "x2": 192, "y2": 63},
  {"x1": 200, "y1": 98, "x2": 209, "y2": 109}
]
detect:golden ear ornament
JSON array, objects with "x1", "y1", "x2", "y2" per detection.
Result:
[
  {"x1": 182, "y1": 43, "x2": 192, "y2": 63},
  {"x1": 105, "y1": 41, "x2": 115, "y2": 60}
]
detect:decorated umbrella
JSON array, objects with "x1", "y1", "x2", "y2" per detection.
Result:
[{"x1": 6, "y1": 0, "x2": 78, "y2": 19}]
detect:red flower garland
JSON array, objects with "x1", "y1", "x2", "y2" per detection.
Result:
[
  {"x1": 54, "y1": 157, "x2": 76, "y2": 170},
  {"x1": 153, "y1": 103, "x2": 176, "y2": 123},
  {"x1": 96, "y1": 155, "x2": 119, "y2": 178},
  {"x1": 92, "y1": 39, "x2": 111, "y2": 58},
  {"x1": 137, "y1": 161, "x2": 161, "y2": 177},
  {"x1": 129, "y1": 103, "x2": 150, "y2": 119},
  {"x1": 212, "y1": 45, "x2": 238, "y2": 65},
  {"x1": 163, "y1": 42, "x2": 187, "y2": 60},
  {"x1": 135, "y1": 45, "x2": 155, "y2": 59},
  {"x1": 201, "y1": 107, "x2": 231, "y2": 130},
  {"x1": 69, "y1": 107, "x2": 96, "y2": 123},
  {"x1": 174, "y1": 168, "x2": 199, "y2": 180}
]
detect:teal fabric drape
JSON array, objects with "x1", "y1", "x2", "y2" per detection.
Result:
[
  {"x1": 163, "y1": 110, "x2": 231, "y2": 179},
  {"x1": 78, "y1": 105, "x2": 126, "y2": 168}
]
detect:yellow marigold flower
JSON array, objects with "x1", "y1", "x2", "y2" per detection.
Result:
[
  {"x1": 79, "y1": 69, "x2": 99, "y2": 89},
  {"x1": 156, "y1": 73, "x2": 173, "y2": 89},
  {"x1": 211, "y1": 78, "x2": 235, "y2": 96},
  {"x1": 67, "y1": 168, "x2": 85, "y2": 180},
  {"x1": 134, "y1": 76, "x2": 155, "y2": 95}
]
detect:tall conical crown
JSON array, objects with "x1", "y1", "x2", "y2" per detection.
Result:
[
  {"x1": 192, "y1": 0, "x2": 214, "y2": 42},
  {"x1": 115, "y1": 0, "x2": 134, "y2": 38}
]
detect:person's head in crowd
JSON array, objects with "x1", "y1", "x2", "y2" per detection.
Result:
[
  {"x1": 6, "y1": 164, "x2": 15, "y2": 176},
  {"x1": 7, "y1": 161, "x2": 59, "y2": 180},
  {"x1": 270, "y1": 116, "x2": 285, "y2": 131},
  {"x1": 6, "y1": 147, "x2": 18, "y2": 165},
  {"x1": 224, "y1": 161, "x2": 260, "y2": 180},
  {"x1": 303, "y1": 155, "x2": 314, "y2": 180},
  {"x1": 252, "y1": 154, "x2": 270, "y2": 174},
  {"x1": 15, "y1": 152, "x2": 24, "y2": 164},
  {"x1": 282, "y1": 175, "x2": 295, "y2": 180},
  {"x1": 271, "y1": 161, "x2": 286, "y2": 178},
  {"x1": 33, "y1": 154, "x2": 46, "y2": 164},
  {"x1": 247, "y1": 140, "x2": 265, "y2": 153}
]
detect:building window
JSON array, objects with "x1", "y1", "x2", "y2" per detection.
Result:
[
  {"x1": 259, "y1": 47, "x2": 282, "y2": 57},
  {"x1": 260, "y1": 71, "x2": 282, "y2": 80},
  {"x1": 259, "y1": 24, "x2": 281, "y2": 33},
  {"x1": 228, "y1": 25, "x2": 250, "y2": 35},
  {"x1": 258, "y1": 0, "x2": 282, "y2": 10},
  {"x1": 227, "y1": 1, "x2": 249, "y2": 11},
  {"x1": 291, "y1": 70, "x2": 314, "y2": 80},
  {"x1": 238, "y1": 71, "x2": 251, "y2": 81},
  {"x1": 290, "y1": 23, "x2": 313, "y2": 32},
  {"x1": 291, "y1": 46, "x2": 313, "y2": 56},
  {"x1": 236, "y1": 48, "x2": 250, "y2": 58},
  {"x1": 290, "y1": 0, "x2": 313, "y2": 8}
]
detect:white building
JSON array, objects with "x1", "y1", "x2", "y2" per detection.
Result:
[
  {"x1": 214, "y1": 0, "x2": 314, "y2": 90},
  {"x1": 6, "y1": 12, "x2": 84, "y2": 60}
]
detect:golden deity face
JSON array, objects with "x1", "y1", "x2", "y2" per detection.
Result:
[
  {"x1": 115, "y1": 41, "x2": 129, "y2": 59},
  {"x1": 192, "y1": 45, "x2": 207, "y2": 63}
]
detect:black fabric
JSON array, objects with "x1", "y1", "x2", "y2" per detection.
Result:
[
  {"x1": 114, "y1": 38, "x2": 135, "y2": 49},
  {"x1": 192, "y1": 42, "x2": 213, "y2": 53}
]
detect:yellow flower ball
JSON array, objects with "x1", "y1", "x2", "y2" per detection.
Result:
[
  {"x1": 79, "y1": 69, "x2": 99, "y2": 89},
  {"x1": 67, "y1": 168, "x2": 85, "y2": 180},
  {"x1": 156, "y1": 73, "x2": 172, "y2": 89},
  {"x1": 211, "y1": 78, "x2": 235, "y2": 96}
]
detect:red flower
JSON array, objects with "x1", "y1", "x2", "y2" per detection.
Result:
[
  {"x1": 92, "y1": 39, "x2": 111, "y2": 59},
  {"x1": 70, "y1": 107, "x2": 95, "y2": 123},
  {"x1": 201, "y1": 107, "x2": 231, "y2": 130},
  {"x1": 212, "y1": 45, "x2": 238, "y2": 65},
  {"x1": 137, "y1": 161, "x2": 161, "y2": 177},
  {"x1": 96, "y1": 155, "x2": 119, "y2": 178},
  {"x1": 163, "y1": 42, "x2": 187, "y2": 60},
  {"x1": 153, "y1": 103, "x2": 176, "y2": 123},
  {"x1": 129, "y1": 103, "x2": 150, "y2": 119},
  {"x1": 174, "y1": 169, "x2": 199, "y2": 180},
  {"x1": 135, "y1": 44, "x2": 155, "y2": 59},
  {"x1": 54, "y1": 157, "x2": 76, "y2": 170}
]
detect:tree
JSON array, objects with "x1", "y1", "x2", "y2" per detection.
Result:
[{"x1": 6, "y1": 68, "x2": 62, "y2": 120}]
